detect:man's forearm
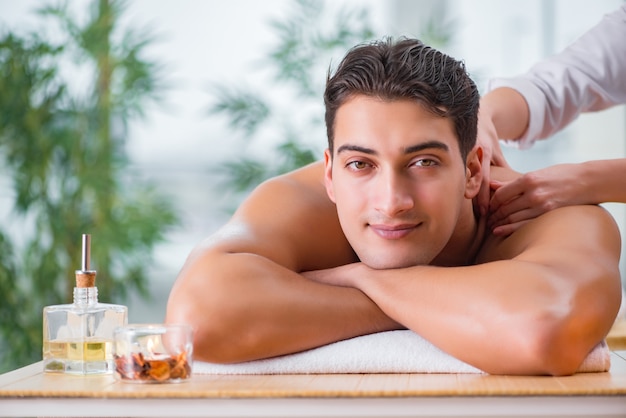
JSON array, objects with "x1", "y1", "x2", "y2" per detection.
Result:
[
  {"x1": 306, "y1": 216, "x2": 620, "y2": 377},
  {"x1": 166, "y1": 252, "x2": 401, "y2": 363},
  {"x1": 349, "y1": 251, "x2": 618, "y2": 376}
]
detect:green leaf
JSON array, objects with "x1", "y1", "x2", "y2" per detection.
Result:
[
  {"x1": 0, "y1": 0, "x2": 178, "y2": 373},
  {"x1": 208, "y1": 0, "x2": 376, "y2": 209},
  {"x1": 209, "y1": 86, "x2": 270, "y2": 137}
]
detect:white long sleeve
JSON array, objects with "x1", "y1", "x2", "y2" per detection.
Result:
[{"x1": 487, "y1": 5, "x2": 626, "y2": 148}]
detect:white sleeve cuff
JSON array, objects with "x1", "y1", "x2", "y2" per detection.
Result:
[{"x1": 486, "y1": 77, "x2": 548, "y2": 150}]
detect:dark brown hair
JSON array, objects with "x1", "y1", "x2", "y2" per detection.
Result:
[{"x1": 324, "y1": 37, "x2": 479, "y2": 161}]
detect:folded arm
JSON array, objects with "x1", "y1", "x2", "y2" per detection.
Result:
[
  {"x1": 165, "y1": 163, "x2": 401, "y2": 363},
  {"x1": 306, "y1": 205, "x2": 622, "y2": 375}
]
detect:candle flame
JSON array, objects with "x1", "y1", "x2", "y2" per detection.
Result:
[{"x1": 146, "y1": 336, "x2": 156, "y2": 354}]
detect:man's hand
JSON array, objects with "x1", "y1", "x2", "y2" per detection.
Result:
[{"x1": 302, "y1": 262, "x2": 364, "y2": 288}]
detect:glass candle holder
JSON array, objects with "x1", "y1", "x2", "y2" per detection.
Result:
[{"x1": 113, "y1": 324, "x2": 193, "y2": 383}]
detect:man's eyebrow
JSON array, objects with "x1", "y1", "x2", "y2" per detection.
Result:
[
  {"x1": 336, "y1": 141, "x2": 450, "y2": 155},
  {"x1": 336, "y1": 144, "x2": 377, "y2": 155},
  {"x1": 404, "y1": 141, "x2": 449, "y2": 154}
]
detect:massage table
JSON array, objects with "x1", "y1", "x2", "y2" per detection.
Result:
[{"x1": 1, "y1": 323, "x2": 625, "y2": 417}]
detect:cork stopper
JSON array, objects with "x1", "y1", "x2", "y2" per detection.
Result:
[
  {"x1": 76, "y1": 271, "x2": 96, "y2": 288},
  {"x1": 75, "y1": 234, "x2": 97, "y2": 288}
]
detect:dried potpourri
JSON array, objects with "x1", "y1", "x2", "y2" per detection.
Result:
[{"x1": 114, "y1": 351, "x2": 191, "y2": 382}]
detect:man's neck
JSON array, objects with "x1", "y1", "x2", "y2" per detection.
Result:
[{"x1": 431, "y1": 200, "x2": 482, "y2": 267}]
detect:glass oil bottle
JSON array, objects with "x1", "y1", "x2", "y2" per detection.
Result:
[{"x1": 43, "y1": 234, "x2": 128, "y2": 374}]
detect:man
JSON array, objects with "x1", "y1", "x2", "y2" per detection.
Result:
[{"x1": 166, "y1": 38, "x2": 622, "y2": 375}]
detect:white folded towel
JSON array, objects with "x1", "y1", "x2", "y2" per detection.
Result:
[{"x1": 193, "y1": 330, "x2": 610, "y2": 375}]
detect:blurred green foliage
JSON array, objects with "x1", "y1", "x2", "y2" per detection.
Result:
[
  {"x1": 209, "y1": 0, "x2": 376, "y2": 203},
  {"x1": 209, "y1": 0, "x2": 454, "y2": 209},
  {"x1": 0, "y1": 0, "x2": 178, "y2": 373}
]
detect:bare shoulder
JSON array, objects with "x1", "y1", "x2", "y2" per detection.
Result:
[
  {"x1": 234, "y1": 161, "x2": 331, "y2": 224},
  {"x1": 482, "y1": 165, "x2": 620, "y2": 265},
  {"x1": 194, "y1": 161, "x2": 356, "y2": 272},
  {"x1": 478, "y1": 204, "x2": 621, "y2": 267}
]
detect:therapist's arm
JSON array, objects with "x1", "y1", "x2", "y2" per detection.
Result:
[
  {"x1": 489, "y1": 159, "x2": 626, "y2": 235},
  {"x1": 475, "y1": 87, "x2": 528, "y2": 213},
  {"x1": 480, "y1": 87, "x2": 530, "y2": 142}
]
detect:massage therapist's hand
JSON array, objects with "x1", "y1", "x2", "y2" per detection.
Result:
[
  {"x1": 488, "y1": 163, "x2": 587, "y2": 236},
  {"x1": 476, "y1": 106, "x2": 510, "y2": 216}
]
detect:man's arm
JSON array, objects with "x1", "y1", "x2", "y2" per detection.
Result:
[
  {"x1": 165, "y1": 162, "x2": 401, "y2": 363},
  {"x1": 306, "y1": 205, "x2": 622, "y2": 375}
]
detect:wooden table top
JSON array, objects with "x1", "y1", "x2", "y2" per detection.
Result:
[{"x1": 1, "y1": 351, "x2": 625, "y2": 400}]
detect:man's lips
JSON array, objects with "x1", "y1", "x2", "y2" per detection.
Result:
[{"x1": 368, "y1": 223, "x2": 419, "y2": 239}]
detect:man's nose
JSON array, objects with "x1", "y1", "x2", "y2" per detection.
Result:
[{"x1": 373, "y1": 171, "x2": 414, "y2": 217}]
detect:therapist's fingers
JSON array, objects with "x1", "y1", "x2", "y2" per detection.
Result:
[
  {"x1": 492, "y1": 219, "x2": 533, "y2": 237},
  {"x1": 489, "y1": 206, "x2": 543, "y2": 230},
  {"x1": 488, "y1": 180, "x2": 541, "y2": 231},
  {"x1": 489, "y1": 179, "x2": 526, "y2": 212},
  {"x1": 488, "y1": 191, "x2": 533, "y2": 226}
]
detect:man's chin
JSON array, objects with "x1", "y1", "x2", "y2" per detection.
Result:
[
  {"x1": 350, "y1": 241, "x2": 441, "y2": 270},
  {"x1": 360, "y1": 255, "x2": 431, "y2": 270}
]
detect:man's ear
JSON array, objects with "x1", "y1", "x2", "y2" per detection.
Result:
[
  {"x1": 324, "y1": 149, "x2": 336, "y2": 203},
  {"x1": 464, "y1": 144, "x2": 483, "y2": 199}
]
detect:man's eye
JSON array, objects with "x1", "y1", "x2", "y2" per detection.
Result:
[
  {"x1": 347, "y1": 161, "x2": 370, "y2": 170},
  {"x1": 414, "y1": 158, "x2": 437, "y2": 167}
]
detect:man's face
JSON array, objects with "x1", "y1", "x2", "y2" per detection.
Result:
[{"x1": 324, "y1": 95, "x2": 476, "y2": 269}]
